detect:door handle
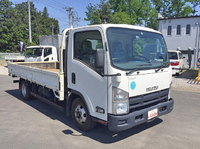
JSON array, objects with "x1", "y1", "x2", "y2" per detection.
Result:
[{"x1": 72, "y1": 73, "x2": 76, "y2": 84}]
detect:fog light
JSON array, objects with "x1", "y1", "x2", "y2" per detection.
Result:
[{"x1": 118, "y1": 120, "x2": 127, "y2": 125}]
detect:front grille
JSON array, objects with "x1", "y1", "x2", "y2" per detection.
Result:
[{"x1": 129, "y1": 89, "x2": 169, "y2": 112}]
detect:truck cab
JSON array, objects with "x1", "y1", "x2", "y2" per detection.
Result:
[
  {"x1": 65, "y1": 24, "x2": 173, "y2": 131},
  {"x1": 25, "y1": 45, "x2": 58, "y2": 62}
]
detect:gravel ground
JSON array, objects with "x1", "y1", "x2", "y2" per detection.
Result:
[{"x1": 1, "y1": 66, "x2": 200, "y2": 93}]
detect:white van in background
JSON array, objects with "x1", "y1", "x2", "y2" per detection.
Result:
[
  {"x1": 24, "y1": 46, "x2": 58, "y2": 62},
  {"x1": 168, "y1": 50, "x2": 184, "y2": 75}
]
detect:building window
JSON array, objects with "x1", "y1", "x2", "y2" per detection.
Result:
[
  {"x1": 186, "y1": 24, "x2": 190, "y2": 35},
  {"x1": 176, "y1": 25, "x2": 181, "y2": 35},
  {"x1": 167, "y1": 25, "x2": 172, "y2": 35}
]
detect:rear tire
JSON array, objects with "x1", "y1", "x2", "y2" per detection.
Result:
[
  {"x1": 71, "y1": 98, "x2": 96, "y2": 131},
  {"x1": 20, "y1": 80, "x2": 32, "y2": 100}
]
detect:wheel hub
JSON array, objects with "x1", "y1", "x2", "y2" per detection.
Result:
[{"x1": 74, "y1": 105, "x2": 86, "y2": 125}]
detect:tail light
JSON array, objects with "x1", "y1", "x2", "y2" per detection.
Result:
[{"x1": 170, "y1": 61, "x2": 179, "y2": 66}]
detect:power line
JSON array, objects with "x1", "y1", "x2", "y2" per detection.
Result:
[
  {"x1": 43, "y1": 0, "x2": 64, "y2": 9},
  {"x1": 48, "y1": 0, "x2": 65, "y2": 8},
  {"x1": 32, "y1": 1, "x2": 82, "y2": 29},
  {"x1": 36, "y1": 0, "x2": 68, "y2": 15}
]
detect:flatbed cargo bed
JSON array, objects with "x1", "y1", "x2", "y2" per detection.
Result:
[
  {"x1": 8, "y1": 61, "x2": 60, "y2": 91},
  {"x1": 5, "y1": 55, "x2": 25, "y2": 62}
]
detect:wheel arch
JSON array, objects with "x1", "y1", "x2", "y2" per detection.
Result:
[
  {"x1": 19, "y1": 78, "x2": 25, "y2": 89},
  {"x1": 66, "y1": 89, "x2": 93, "y2": 117}
]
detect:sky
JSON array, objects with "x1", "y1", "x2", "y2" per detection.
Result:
[
  {"x1": 10, "y1": 0, "x2": 101, "y2": 33},
  {"x1": 10, "y1": 0, "x2": 200, "y2": 34}
]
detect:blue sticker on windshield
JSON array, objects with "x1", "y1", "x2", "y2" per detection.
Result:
[{"x1": 130, "y1": 81, "x2": 136, "y2": 90}]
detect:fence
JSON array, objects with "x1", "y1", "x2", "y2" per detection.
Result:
[{"x1": 0, "y1": 53, "x2": 21, "y2": 60}]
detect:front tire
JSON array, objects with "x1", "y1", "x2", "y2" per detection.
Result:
[
  {"x1": 20, "y1": 80, "x2": 32, "y2": 100},
  {"x1": 71, "y1": 98, "x2": 96, "y2": 131}
]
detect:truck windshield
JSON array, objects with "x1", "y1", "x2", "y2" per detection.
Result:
[
  {"x1": 25, "y1": 48, "x2": 43, "y2": 57},
  {"x1": 107, "y1": 27, "x2": 169, "y2": 70}
]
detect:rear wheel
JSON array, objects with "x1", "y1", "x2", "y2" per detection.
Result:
[
  {"x1": 20, "y1": 80, "x2": 32, "y2": 100},
  {"x1": 71, "y1": 98, "x2": 96, "y2": 131}
]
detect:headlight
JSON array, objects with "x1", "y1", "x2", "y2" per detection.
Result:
[{"x1": 112, "y1": 87, "x2": 129, "y2": 115}]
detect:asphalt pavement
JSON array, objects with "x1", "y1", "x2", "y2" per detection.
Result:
[{"x1": 0, "y1": 68, "x2": 200, "y2": 149}]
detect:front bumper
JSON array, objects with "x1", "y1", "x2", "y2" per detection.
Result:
[{"x1": 108, "y1": 98, "x2": 174, "y2": 132}]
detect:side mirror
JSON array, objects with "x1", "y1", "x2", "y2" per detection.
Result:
[{"x1": 95, "y1": 49, "x2": 104, "y2": 68}]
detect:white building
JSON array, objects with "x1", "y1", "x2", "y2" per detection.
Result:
[{"x1": 157, "y1": 16, "x2": 200, "y2": 68}]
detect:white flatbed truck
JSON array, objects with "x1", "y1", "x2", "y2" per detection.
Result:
[
  {"x1": 5, "y1": 45, "x2": 58, "y2": 62},
  {"x1": 5, "y1": 55, "x2": 25, "y2": 62},
  {"x1": 8, "y1": 24, "x2": 174, "y2": 132}
]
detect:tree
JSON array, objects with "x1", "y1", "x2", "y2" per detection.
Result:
[
  {"x1": 85, "y1": 0, "x2": 159, "y2": 29},
  {"x1": 169, "y1": 0, "x2": 192, "y2": 17},
  {"x1": 151, "y1": 0, "x2": 172, "y2": 18},
  {"x1": 85, "y1": 0, "x2": 113, "y2": 24},
  {"x1": 0, "y1": 0, "x2": 60, "y2": 53},
  {"x1": 152, "y1": 0, "x2": 193, "y2": 18},
  {"x1": 109, "y1": 0, "x2": 158, "y2": 29},
  {"x1": 0, "y1": 0, "x2": 15, "y2": 52},
  {"x1": 188, "y1": 0, "x2": 200, "y2": 15}
]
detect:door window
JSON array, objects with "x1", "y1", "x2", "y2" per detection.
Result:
[
  {"x1": 74, "y1": 30, "x2": 103, "y2": 73},
  {"x1": 44, "y1": 48, "x2": 52, "y2": 57}
]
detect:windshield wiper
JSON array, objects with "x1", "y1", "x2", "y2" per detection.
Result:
[
  {"x1": 155, "y1": 61, "x2": 169, "y2": 72},
  {"x1": 126, "y1": 63, "x2": 152, "y2": 75}
]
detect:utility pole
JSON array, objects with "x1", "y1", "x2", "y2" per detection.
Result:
[
  {"x1": 28, "y1": 0, "x2": 32, "y2": 42},
  {"x1": 50, "y1": 23, "x2": 54, "y2": 35},
  {"x1": 76, "y1": 17, "x2": 81, "y2": 27},
  {"x1": 72, "y1": 11, "x2": 74, "y2": 28},
  {"x1": 74, "y1": 11, "x2": 81, "y2": 27},
  {"x1": 65, "y1": 6, "x2": 74, "y2": 28}
]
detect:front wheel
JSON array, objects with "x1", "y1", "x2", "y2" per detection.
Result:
[
  {"x1": 20, "y1": 80, "x2": 32, "y2": 100},
  {"x1": 71, "y1": 98, "x2": 96, "y2": 131}
]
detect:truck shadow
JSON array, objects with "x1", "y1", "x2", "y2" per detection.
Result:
[{"x1": 6, "y1": 89, "x2": 163, "y2": 144}]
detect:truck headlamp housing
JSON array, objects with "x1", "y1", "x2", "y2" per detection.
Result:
[{"x1": 112, "y1": 87, "x2": 129, "y2": 115}]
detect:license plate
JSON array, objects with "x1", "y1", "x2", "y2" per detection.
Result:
[{"x1": 148, "y1": 108, "x2": 158, "y2": 120}]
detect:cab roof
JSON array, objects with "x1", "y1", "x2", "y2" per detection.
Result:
[{"x1": 72, "y1": 24, "x2": 161, "y2": 34}]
